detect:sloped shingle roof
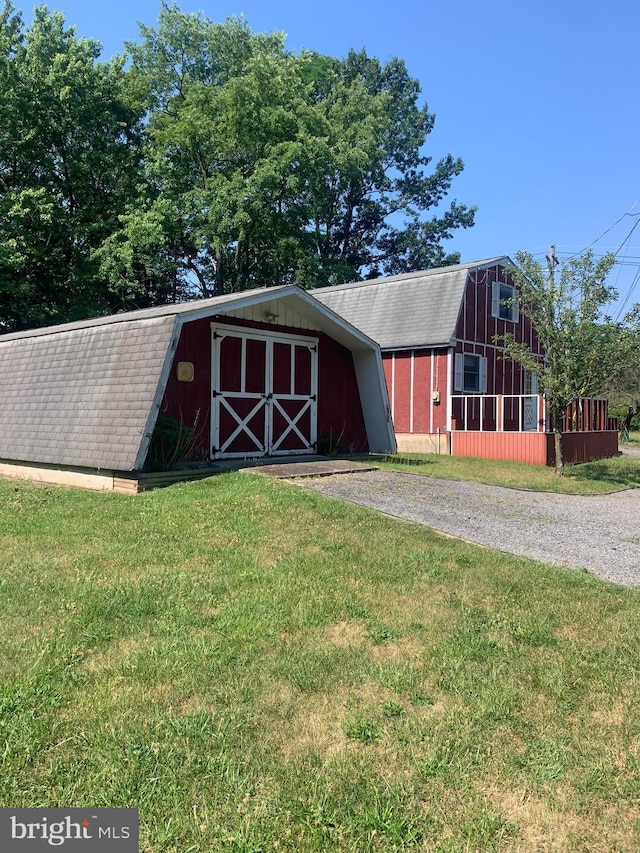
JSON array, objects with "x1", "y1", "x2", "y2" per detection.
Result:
[
  {"x1": 312, "y1": 257, "x2": 512, "y2": 349},
  {"x1": 0, "y1": 316, "x2": 176, "y2": 471}
]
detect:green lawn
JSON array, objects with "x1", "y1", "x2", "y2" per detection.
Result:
[
  {"x1": 621, "y1": 429, "x2": 640, "y2": 448},
  {"x1": 1, "y1": 473, "x2": 640, "y2": 851},
  {"x1": 374, "y1": 449, "x2": 640, "y2": 494}
]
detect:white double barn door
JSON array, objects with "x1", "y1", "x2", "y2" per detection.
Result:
[{"x1": 211, "y1": 324, "x2": 318, "y2": 458}]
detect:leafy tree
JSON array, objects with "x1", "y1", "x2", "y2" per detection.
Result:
[
  {"x1": 99, "y1": 7, "x2": 314, "y2": 298},
  {"x1": 300, "y1": 49, "x2": 475, "y2": 284},
  {"x1": 0, "y1": 2, "x2": 144, "y2": 331},
  {"x1": 497, "y1": 250, "x2": 623, "y2": 475},
  {"x1": 606, "y1": 308, "x2": 640, "y2": 433},
  {"x1": 99, "y1": 3, "x2": 475, "y2": 297}
]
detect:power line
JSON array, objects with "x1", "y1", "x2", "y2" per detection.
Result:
[
  {"x1": 563, "y1": 200, "x2": 640, "y2": 262},
  {"x1": 606, "y1": 212, "x2": 640, "y2": 253},
  {"x1": 615, "y1": 266, "x2": 640, "y2": 320},
  {"x1": 525, "y1": 203, "x2": 640, "y2": 316}
]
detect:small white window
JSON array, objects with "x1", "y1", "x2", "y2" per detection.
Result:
[
  {"x1": 454, "y1": 353, "x2": 487, "y2": 393},
  {"x1": 523, "y1": 369, "x2": 538, "y2": 395},
  {"x1": 492, "y1": 281, "x2": 519, "y2": 323}
]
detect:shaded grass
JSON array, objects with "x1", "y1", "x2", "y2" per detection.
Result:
[
  {"x1": 620, "y1": 429, "x2": 640, "y2": 447},
  {"x1": 1, "y1": 473, "x2": 640, "y2": 851},
  {"x1": 375, "y1": 451, "x2": 640, "y2": 494}
]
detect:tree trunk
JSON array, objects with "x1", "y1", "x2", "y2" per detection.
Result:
[
  {"x1": 623, "y1": 406, "x2": 639, "y2": 433},
  {"x1": 554, "y1": 427, "x2": 564, "y2": 476}
]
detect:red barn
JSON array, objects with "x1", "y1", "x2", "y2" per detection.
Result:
[
  {"x1": 0, "y1": 285, "x2": 395, "y2": 491},
  {"x1": 314, "y1": 258, "x2": 618, "y2": 465}
]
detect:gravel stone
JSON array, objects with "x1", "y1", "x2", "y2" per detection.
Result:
[{"x1": 296, "y1": 468, "x2": 640, "y2": 587}]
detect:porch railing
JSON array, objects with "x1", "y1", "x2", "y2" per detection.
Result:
[
  {"x1": 451, "y1": 394, "x2": 544, "y2": 433},
  {"x1": 451, "y1": 395, "x2": 616, "y2": 433}
]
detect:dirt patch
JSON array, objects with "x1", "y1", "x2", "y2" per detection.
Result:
[{"x1": 323, "y1": 620, "x2": 367, "y2": 647}]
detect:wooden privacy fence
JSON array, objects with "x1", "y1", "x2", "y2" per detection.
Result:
[{"x1": 557, "y1": 398, "x2": 617, "y2": 433}]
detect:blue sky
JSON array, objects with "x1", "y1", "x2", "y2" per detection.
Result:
[{"x1": 19, "y1": 0, "x2": 640, "y2": 317}]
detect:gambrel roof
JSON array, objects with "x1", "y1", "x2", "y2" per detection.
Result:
[
  {"x1": 0, "y1": 285, "x2": 391, "y2": 472},
  {"x1": 0, "y1": 314, "x2": 175, "y2": 472},
  {"x1": 312, "y1": 257, "x2": 513, "y2": 350}
]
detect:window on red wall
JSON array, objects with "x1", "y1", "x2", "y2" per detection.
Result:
[
  {"x1": 492, "y1": 281, "x2": 519, "y2": 323},
  {"x1": 454, "y1": 353, "x2": 487, "y2": 393}
]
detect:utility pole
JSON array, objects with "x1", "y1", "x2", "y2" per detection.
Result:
[
  {"x1": 547, "y1": 244, "x2": 559, "y2": 284},
  {"x1": 546, "y1": 244, "x2": 560, "y2": 312},
  {"x1": 545, "y1": 244, "x2": 563, "y2": 474}
]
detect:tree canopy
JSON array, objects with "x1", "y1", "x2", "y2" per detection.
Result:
[
  {"x1": 497, "y1": 249, "x2": 630, "y2": 474},
  {"x1": 0, "y1": 1, "x2": 475, "y2": 330},
  {"x1": 0, "y1": 1, "x2": 145, "y2": 331},
  {"x1": 605, "y1": 306, "x2": 640, "y2": 429}
]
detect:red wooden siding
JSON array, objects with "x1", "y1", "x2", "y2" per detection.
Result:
[
  {"x1": 316, "y1": 334, "x2": 368, "y2": 452},
  {"x1": 431, "y1": 351, "x2": 448, "y2": 431},
  {"x1": 391, "y1": 352, "x2": 412, "y2": 432},
  {"x1": 458, "y1": 265, "x2": 541, "y2": 354},
  {"x1": 159, "y1": 315, "x2": 368, "y2": 462},
  {"x1": 549, "y1": 431, "x2": 619, "y2": 465},
  {"x1": 452, "y1": 431, "x2": 549, "y2": 465},
  {"x1": 413, "y1": 352, "x2": 430, "y2": 433},
  {"x1": 382, "y1": 349, "x2": 448, "y2": 435},
  {"x1": 160, "y1": 316, "x2": 212, "y2": 461},
  {"x1": 452, "y1": 429, "x2": 619, "y2": 466},
  {"x1": 455, "y1": 265, "x2": 543, "y2": 398}
]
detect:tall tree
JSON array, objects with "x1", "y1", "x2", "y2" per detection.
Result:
[
  {"x1": 99, "y1": 3, "x2": 475, "y2": 297},
  {"x1": 99, "y1": 6, "x2": 314, "y2": 298},
  {"x1": 300, "y1": 49, "x2": 475, "y2": 284},
  {"x1": 497, "y1": 250, "x2": 622, "y2": 475},
  {"x1": 0, "y1": 2, "x2": 144, "y2": 331},
  {"x1": 605, "y1": 307, "x2": 640, "y2": 432}
]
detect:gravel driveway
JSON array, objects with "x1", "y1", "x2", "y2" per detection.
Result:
[{"x1": 297, "y1": 468, "x2": 640, "y2": 587}]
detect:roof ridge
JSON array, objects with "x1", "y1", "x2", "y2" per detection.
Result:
[
  {"x1": 312, "y1": 257, "x2": 513, "y2": 295},
  {"x1": 0, "y1": 284, "x2": 293, "y2": 342}
]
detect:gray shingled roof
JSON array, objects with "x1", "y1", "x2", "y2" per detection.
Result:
[
  {"x1": 312, "y1": 257, "x2": 512, "y2": 349},
  {"x1": 0, "y1": 316, "x2": 177, "y2": 471},
  {"x1": 0, "y1": 287, "x2": 277, "y2": 343}
]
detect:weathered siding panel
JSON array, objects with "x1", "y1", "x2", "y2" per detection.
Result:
[
  {"x1": 412, "y1": 351, "x2": 430, "y2": 434},
  {"x1": 552, "y1": 432, "x2": 619, "y2": 465},
  {"x1": 161, "y1": 317, "x2": 212, "y2": 461},
  {"x1": 431, "y1": 351, "x2": 448, "y2": 432},
  {"x1": 391, "y1": 352, "x2": 412, "y2": 433}
]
